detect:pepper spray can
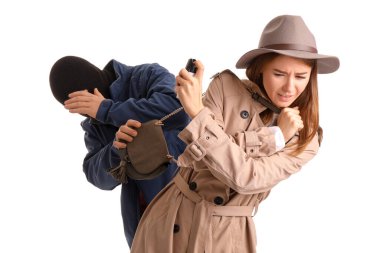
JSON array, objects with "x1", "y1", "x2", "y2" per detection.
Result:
[{"x1": 185, "y1": 58, "x2": 197, "y2": 75}]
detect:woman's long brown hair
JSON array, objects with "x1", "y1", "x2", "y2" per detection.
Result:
[{"x1": 245, "y1": 53, "x2": 322, "y2": 156}]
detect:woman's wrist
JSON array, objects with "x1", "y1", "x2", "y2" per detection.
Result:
[{"x1": 189, "y1": 105, "x2": 205, "y2": 119}]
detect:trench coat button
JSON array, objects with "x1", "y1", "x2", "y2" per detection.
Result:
[
  {"x1": 214, "y1": 196, "x2": 224, "y2": 205},
  {"x1": 173, "y1": 224, "x2": 180, "y2": 233},
  {"x1": 189, "y1": 181, "x2": 197, "y2": 191},
  {"x1": 240, "y1": 110, "x2": 249, "y2": 119}
]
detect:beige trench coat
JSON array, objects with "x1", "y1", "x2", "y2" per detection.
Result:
[{"x1": 130, "y1": 70, "x2": 319, "y2": 253}]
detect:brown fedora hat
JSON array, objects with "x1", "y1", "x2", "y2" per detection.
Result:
[{"x1": 236, "y1": 15, "x2": 340, "y2": 74}]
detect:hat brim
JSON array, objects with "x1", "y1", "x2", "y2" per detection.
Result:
[{"x1": 235, "y1": 48, "x2": 340, "y2": 74}]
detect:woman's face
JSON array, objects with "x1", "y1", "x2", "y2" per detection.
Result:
[{"x1": 262, "y1": 55, "x2": 312, "y2": 108}]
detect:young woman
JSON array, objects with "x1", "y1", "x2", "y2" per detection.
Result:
[{"x1": 114, "y1": 15, "x2": 339, "y2": 252}]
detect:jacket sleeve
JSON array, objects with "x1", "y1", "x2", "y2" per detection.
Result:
[
  {"x1": 177, "y1": 75, "x2": 319, "y2": 195},
  {"x1": 95, "y1": 63, "x2": 188, "y2": 129},
  {"x1": 81, "y1": 120, "x2": 121, "y2": 190},
  {"x1": 202, "y1": 74, "x2": 279, "y2": 158},
  {"x1": 177, "y1": 108, "x2": 319, "y2": 194}
]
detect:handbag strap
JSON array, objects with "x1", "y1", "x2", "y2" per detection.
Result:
[
  {"x1": 158, "y1": 92, "x2": 206, "y2": 124},
  {"x1": 158, "y1": 106, "x2": 185, "y2": 124}
]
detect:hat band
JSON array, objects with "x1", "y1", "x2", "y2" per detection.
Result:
[{"x1": 262, "y1": 43, "x2": 318, "y2": 53}]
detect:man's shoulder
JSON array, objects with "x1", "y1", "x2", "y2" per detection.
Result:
[{"x1": 135, "y1": 62, "x2": 170, "y2": 73}]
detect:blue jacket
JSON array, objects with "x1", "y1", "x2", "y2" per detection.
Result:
[{"x1": 80, "y1": 60, "x2": 189, "y2": 247}]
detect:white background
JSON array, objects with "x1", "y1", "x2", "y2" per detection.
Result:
[{"x1": 1, "y1": 0, "x2": 379, "y2": 252}]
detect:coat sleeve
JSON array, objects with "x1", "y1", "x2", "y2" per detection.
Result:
[
  {"x1": 202, "y1": 73, "x2": 278, "y2": 158},
  {"x1": 95, "y1": 63, "x2": 189, "y2": 129},
  {"x1": 81, "y1": 120, "x2": 121, "y2": 190},
  {"x1": 177, "y1": 76, "x2": 319, "y2": 195}
]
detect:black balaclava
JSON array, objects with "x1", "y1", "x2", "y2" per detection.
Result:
[{"x1": 49, "y1": 56, "x2": 116, "y2": 104}]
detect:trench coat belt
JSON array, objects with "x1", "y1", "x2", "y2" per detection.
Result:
[{"x1": 173, "y1": 173, "x2": 254, "y2": 253}]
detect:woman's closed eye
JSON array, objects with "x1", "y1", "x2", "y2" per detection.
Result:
[{"x1": 273, "y1": 72, "x2": 285, "y2": 77}]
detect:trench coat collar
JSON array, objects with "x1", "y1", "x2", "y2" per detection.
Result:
[
  {"x1": 212, "y1": 70, "x2": 273, "y2": 115},
  {"x1": 240, "y1": 78, "x2": 269, "y2": 114}
]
